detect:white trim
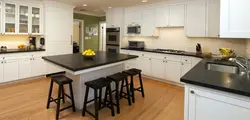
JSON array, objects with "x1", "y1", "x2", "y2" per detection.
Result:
[
  {"x1": 99, "y1": 21, "x2": 106, "y2": 51},
  {"x1": 74, "y1": 10, "x2": 104, "y2": 17},
  {"x1": 74, "y1": 19, "x2": 84, "y2": 52}
]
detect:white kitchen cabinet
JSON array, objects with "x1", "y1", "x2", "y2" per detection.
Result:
[
  {"x1": 151, "y1": 58, "x2": 165, "y2": 80},
  {"x1": 186, "y1": 86, "x2": 250, "y2": 120},
  {"x1": 31, "y1": 6, "x2": 43, "y2": 35},
  {"x1": 18, "y1": 58, "x2": 31, "y2": 79},
  {"x1": 141, "y1": 9, "x2": 158, "y2": 36},
  {"x1": 165, "y1": 60, "x2": 182, "y2": 83},
  {"x1": 3, "y1": 60, "x2": 19, "y2": 82},
  {"x1": 0, "y1": 62, "x2": 3, "y2": 83},
  {"x1": 169, "y1": 5, "x2": 185, "y2": 27},
  {"x1": 0, "y1": 2, "x2": 3, "y2": 34},
  {"x1": 185, "y1": 0, "x2": 206, "y2": 37},
  {"x1": 206, "y1": 0, "x2": 220, "y2": 37},
  {"x1": 192, "y1": 57, "x2": 202, "y2": 67},
  {"x1": 106, "y1": 8, "x2": 124, "y2": 28},
  {"x1": 31, "y1": 57, "x2": 45, "y2": 77},
  {"x1": 125, "y1": 9, "x2": 142, "y2": 25},
  {"x1": 3, "y1": 2, "x2": 18, "y2": 34},
  {"x1": 139, "y1": 57, "x2": 152, "y2": 76},
  {"x1": 220, "y1": 0, "x2": 250, "y2": 38},
  {"x1": 181, "y1": 63, "x2": 192, "y2": 77},
  {"x1": 155, "y1": 7, "x2": 169, "y2": 27}
]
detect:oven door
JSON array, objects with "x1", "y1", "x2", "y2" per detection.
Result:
[
  {"x1": 106, "y1": 45, "x2": 120, "y2": 53},
  {"x1": 106, "y1": 32, "x2": 120, "y2": 45}
]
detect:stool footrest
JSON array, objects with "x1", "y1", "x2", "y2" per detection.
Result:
[
  {"x1": 64, "y1": 93, "x2": 72, "y2": 99},
  {"x1": 60, "y1": 105, "x2": 73, "y2": 112},
  {"x1": 85, "y1": 110, "x2": 95, "y2": 117}
]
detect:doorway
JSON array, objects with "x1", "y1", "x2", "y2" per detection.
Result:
[
  {"x1": 99, "y1": 22, "x2": 106, "y2": 51},
  {"x1": 73, "y1": 19, "x2": 84, "y2": 53}
]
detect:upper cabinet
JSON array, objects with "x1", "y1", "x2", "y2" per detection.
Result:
[
  {"x1": 4, "y1": 3, "x2": 18, "y2": 34},
  {"x1": 106, "y1": 8, "x2": 124, "y2": 28},
  {"x1": 156, "y1": 4, "x2": 185, "y2": 27},
  {"x1": 141, "y1": 8, "x2": 159, "y2": 36},
  {"x1": 220, "y1": 0, "x2": 250, "y2": 38},
  {"x1": 125, "y1": 9, "x2": 142, "y2": 25},
  {"x1": 0, "y1": 2, "x2": 2, "y2": 34},
  {"x1": 0, "y1": 1, "x2": 43, "y2": 35},
  {"x1": 186, "y1": 0, "x2": 250, "y2": 38}
]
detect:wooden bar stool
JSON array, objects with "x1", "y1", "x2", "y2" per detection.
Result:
[
  {"x1": 46, "y1": 75, "x2": 76, "y2": 120},
  {"x1": 82, "y1": 78, "x2": 115, "y2": 120},
  {"x1": 123, "y1": 68, "x2": 145, "y2": 103},
  {"x1": 106, "y1": 72, "x2": 131, "y2": 114}
]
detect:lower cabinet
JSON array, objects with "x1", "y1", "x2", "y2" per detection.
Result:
[
  {"x1": 19, "y1": 59, "x2": 32, "y2": 79},
  {"x1": 3, "y1": 60, "x2": 19, "y2": 82},
  {"x1": 0, "y1": 63, "x2": 3, "y2": 83},
  {"x1": 139, "y1": 57, "x2": 152, "y2": 76},
  {"x1": 151, "y1": 58, "x2": 165, "y2": 79},
  {"x1": 31, "y1": 57, "x2": 45, "y2": 77},
  {"x1": 186, "y1": 86, "x2": 250, "y2": 120},
  {"x1": 181, "y1": 63, "x2": 192, "y2": 76},
  {"x1": 165, "y1": 61, "x2": 182, "y2": 83}
]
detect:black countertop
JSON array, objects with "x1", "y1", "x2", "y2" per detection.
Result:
[
  {"x1": 181, "y1": 59, "x2": 250, "y2": 97},
  {"x1": 42, "y1": 51, "x2": 138, "y2": 72},
  {"x1": 0, "y1": 48, "x2": 45, "y2": 54},
  {"x1": 121, "y1": 48, "x2": 203, "y2": 58}
]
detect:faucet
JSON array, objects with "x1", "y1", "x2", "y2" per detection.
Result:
[{"x1": 229, "y1": 56, "x2": 250, "y2": 74}]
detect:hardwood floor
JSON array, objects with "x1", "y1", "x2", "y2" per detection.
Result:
[{"x1": 0, "y1": 77, "x2": 184, "y2": 120}]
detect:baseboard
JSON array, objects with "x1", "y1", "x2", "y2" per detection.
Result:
[
  {"x1": 0, "y1": 75, "x2": 46, "y2": 86},
  {"x1": 142, "y1": 75, "x2": 184, "y2": 87}
]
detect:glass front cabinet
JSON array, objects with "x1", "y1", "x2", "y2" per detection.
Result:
[{"x1": 1, "y1": 2, "x2": 43, "y2": 35}]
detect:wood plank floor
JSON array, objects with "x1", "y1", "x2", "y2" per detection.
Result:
[{"x1": 0, "y1": 77, "x2": 184, "y2": 120}]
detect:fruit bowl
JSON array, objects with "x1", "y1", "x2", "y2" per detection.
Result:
[
  {"x1": 83, "y1": 55, "x2": 95, "y2": 59},
  {"x1": 82, "y1": 49, "x2": 96, "y2": 59}
]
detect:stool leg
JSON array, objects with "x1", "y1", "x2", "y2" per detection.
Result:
[
  {"x1": 130, "y1": 76, "x2": 135, "y2": 103},
  {"x1": 56, "y1": 85, "x2": 62, "y2": 120},
  {"x1": 69, "y1": 83, "x2": 76, "y2": 112},
  {"x1": 108, "y1": 85, "x2": 115, "y2": 116},
  {"x1": 94, "y1": 89, "x2": 99, "y2": 120},
  {"x1": 125, "y1": 78, "x2": 131, "y2": 106},
  {"x1": 139, "y1": 73, "x2": 145, "y2": 97},
  {"x1": 99, "y1": 88, "x2": 102, "y2": 109},
  {"x1": 61, "y1": 86, "x2": 65, "y2": 103},
  {"x1": 82, "y1": 86, "x2": 89, "y2": 116},
  {"x1": 115, "y1": 82, "x2": 120, "y2": 114},
  {"x1": 46, "y1": 80, "x2": 54, "y2": 109},
  {"x1": 119, "y1": 80, "x2": 124, "y2": 97}
]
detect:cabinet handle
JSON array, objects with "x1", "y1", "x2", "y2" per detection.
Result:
[
  {"x1": 190, "y1": 90, "x2": 195, "y2": 94},
  {"x1": 71, "y1": 35, "x2": 73, "y2": 45}
]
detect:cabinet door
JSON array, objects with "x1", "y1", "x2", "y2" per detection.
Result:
[
  {"x1": 3, "y1": 60, "x2": 19, "y2": 82},
  {"x1": 151, "y1": 59, "x2": 165, "y2": 80},
  {"x1": 220, "y1": 0, "x2": 250, "y2": 38},
  {"x1": 206, "y1": 0, "x2": 220, "y2": 37},
  {"x1": 155, "y1": 7, "x2": 169, "y2": 27},
  {"x1": 185, "y1": 0, "x2": 206, "y2": 37},
  {"x1": 181, "y1": 63, "x2": 192, "y2": 77},
  {"x1": 126, "y1": 10, "x2": 142, "y2": 24},
  {"x1": 165, "y1": 61, "x2": 181, "y2": 83},
  {"x1": 18, "y1": 5, "x2": 29, "y2": 34},
  {"x1": 141, "y1": 9, "x2": 156, "y2": 36},
  {"x1": 188, "y1": 88, "x2": 250, "y2": 120},
  {"x1": 0, "y1": 62, "x2": 3, "y2": 83},
  {"x1": 140, "y1": 57, "x2": 151, "y2": 76},
  {"x1": 31, "y1": 57, "x2": 45, "y2": 77},
  {"x1": 169, "y1": 5, "x2": 185, "y2": 27},
  {"x1": 4, "y1": 3, "x2": 17, "y2": 34},
  {"x1": 18, "y1": 59, "x2": 31, "y2": 79},
  {"x1": 0, "y1": 2, "x2": 2, "y2": 34},
  {"x1": 106, "y1": 9, "x2": 114, "y2": 27},
  {"x1": 31, "y1": 7, "x2": 42, "y2": 35}
]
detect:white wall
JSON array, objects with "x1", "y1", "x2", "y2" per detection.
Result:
[{"x1": 121, "y1": 28, "x2": 246, "y2": 56}]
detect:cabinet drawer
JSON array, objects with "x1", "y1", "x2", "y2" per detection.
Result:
[
  {"x1": 150, "y1": 53, "x2": 166, "y2": 60},
  {"x1": 182, "y1": 57, "x2": 192, "y2": 64},
  {"x1": 166, "y1": 54, "x2": 182, "y2": 62}
]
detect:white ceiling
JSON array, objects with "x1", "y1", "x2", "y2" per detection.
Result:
[{"x1": 56, "y1": 0, "x2": 170, "y2": 16}]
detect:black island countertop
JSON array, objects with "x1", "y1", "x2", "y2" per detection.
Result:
[
  {"x1": 0, "y1": 48, "x2": 45, "y2": 54},
  {"x1": 42, "y1": 51, "x2": 138, "y2": 72},
  {"x1": 121, "y1": 48, "x2": 203, "y2": 58},
  {"x1": 181, "y1": 59, "x2": 250, "y2": 97}
]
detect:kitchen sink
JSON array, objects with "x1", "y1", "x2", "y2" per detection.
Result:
[{"x1": 205, "y1": 63, "x2": 239, "y2": 74}]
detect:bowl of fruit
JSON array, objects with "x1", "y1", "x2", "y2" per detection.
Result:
[{"x1": 82, "y1": 49, "x2": 96, "y2": 59}]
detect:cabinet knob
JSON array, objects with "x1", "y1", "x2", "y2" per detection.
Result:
[{"x1": 190, "y1": 90, "x2": 195, "y2": 94}]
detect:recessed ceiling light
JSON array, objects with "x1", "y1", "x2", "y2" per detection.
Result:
[
  {"x1": 108, "y1": 7, "x2": 112, "y2": 8},
  {"x1": 142, "y1": 0, "x2": 147, "y2": 3},
  {"x1": 83, "y1": 4, "x2": 87, "y2": 7}
]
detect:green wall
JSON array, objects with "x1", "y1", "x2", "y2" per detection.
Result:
[{"x1": 74, "y1": 13, "x2": 105, "y2": 51}]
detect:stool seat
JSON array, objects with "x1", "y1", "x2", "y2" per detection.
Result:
[
  {"x1": 107, "y1": 73, "x2": 129, "y2": 82},
  {"x1": 85, "y1": 78, "x2": 111, "y2": 89},
  {"x1": 51, "y1": 75, "x2": 73, "y2": 85}
]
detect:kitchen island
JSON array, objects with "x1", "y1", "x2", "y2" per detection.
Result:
[{"x1": 42, "y1": 51, "x2": 138, "y2": 109}]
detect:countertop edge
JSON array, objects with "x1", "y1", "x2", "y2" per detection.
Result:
[
  {"x1": 0, "y1": 49, "x2": 46, "y2": 54},
  {"x1": 42, "y1": 55, "x2": 138, "y2": 72},
  {"x1": 121, "y1": 48, "x2": 203, "y2": 58}
]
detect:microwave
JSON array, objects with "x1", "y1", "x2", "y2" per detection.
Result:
[
  {"x1": 129, "y1": 41, "x2": 145, "y2": 49},
  {"x1": 127, "y1": 25, "x2": 141, "y2": 34}
]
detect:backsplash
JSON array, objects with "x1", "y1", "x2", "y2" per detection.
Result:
[
  {"x1": 121, "y1": 28, "x2": 246, "y2": 56},
  {"x1": 0, "y1": 35, "x2": 42, "y2": 49},
  {"x1": 246, "y1": 39, "x2": 250, "y2": 58}
]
